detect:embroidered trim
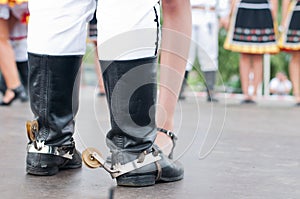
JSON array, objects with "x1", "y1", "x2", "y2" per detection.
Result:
[{"x1": 238, "y1": 3, "x2": 270, "y2": 10}]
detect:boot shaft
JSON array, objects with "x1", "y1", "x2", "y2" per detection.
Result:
[
  {"x1": 100, "y1": 57, "x2": 158, "y2": 157},
  {"x1": 28, "y1": 53, "x2": 82, "y2": 146},
  {"x1": 17, "y1": 61, "x2": 29, "y2": 91}
]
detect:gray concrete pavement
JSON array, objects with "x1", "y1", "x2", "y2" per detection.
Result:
[{"x1": 0, "y1": 86, "x2": 299, "y2": 199}]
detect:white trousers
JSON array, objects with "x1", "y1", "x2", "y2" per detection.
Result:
[
  {"x1": 27, "y1": 0, "x2": 159, "y2": 60},
  {"x1": 187, "y1": 10, "x2": 219, "y2": 72}
]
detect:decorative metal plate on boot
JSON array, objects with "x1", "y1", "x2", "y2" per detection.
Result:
[
  {"x1": 26, "y1": 120, "x2": 74, "y2": 160},
  {"x1": 110, "y1": 152, "x2": 161, "y2": 178},
  {"x1": 27, "y1": 143, "x2": 74, "y2": 159},
  {"x1": 82, "y1": 147, "x2": 162, "y2": 178}
]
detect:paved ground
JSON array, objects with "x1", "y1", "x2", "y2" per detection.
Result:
[{"x1": 0, "y1": 86, "x2": 299, "y2": 199}]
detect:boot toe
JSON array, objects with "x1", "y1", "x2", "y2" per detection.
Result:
[{"x1": 60, "y1": 150, "x2": 82, "y2": 169}]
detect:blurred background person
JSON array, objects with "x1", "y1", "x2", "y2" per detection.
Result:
[
  {"x1": 224, "y1": 0, "x2": 279, "y2": 104},
  {"x1": 0, "y1": 16, "x2": 28, "y2": 102},
  {"x1": 278, "y1": 0, "x2": 300, "y2": 105},
  {"x1": 180, "y1": 0, "x2": 230, "y2": 102},
  {"x1": 269, "y1": 71, "x2": 292, "y2": 95},
  {"x1": 0, "y1": 1, "x2": 28, "y2": 106},
  {"x1": 87, "y1": 0, "x2": 105, "y2": 97}
]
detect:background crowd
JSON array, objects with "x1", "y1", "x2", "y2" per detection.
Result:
[{"x1": 1, "y1": 0, "x2": 300, "y2": 107}]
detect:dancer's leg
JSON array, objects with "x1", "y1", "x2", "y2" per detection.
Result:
[
  {"x1": 156, "y1": 0, "x2": 192, "y2": 156},
  {"x1": 239, "y1": 53, "x2": 252, "y2": 100},
  {"x1": 252, "y1": 54, "x2": 263, "y2": 97},
  {"x1": 289, "y1": 51, "x2": 300, "y2": 103}
]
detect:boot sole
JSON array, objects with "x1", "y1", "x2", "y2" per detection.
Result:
[
  {"x1": 117, "y1": 172, "x2": 184, "y2": 187},
  {"x1": 159, "y1": 173, "x2": 184, "y2": 183},
  {"x1": 26, "y1": 163, "x2": 82, "y2": 176},
  {"x1": 117, "y1": 174, "x2": 156, "y2": 187},
  {"x1": 26, "y1": 165, "x2": 59, "y2": 176},
  {"x1": 60, "y1": 162, "x2": 82, "y2": 170}
]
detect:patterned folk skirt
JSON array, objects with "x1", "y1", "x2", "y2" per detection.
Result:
[
  {"x1": 278, "y1": 0, "x2": 300, "y2": 51},
  {"x1": 0, "y1": 0, "x2": 28, "y2": 6},
  {"x1": 224, "y1": 0, "x2": 279, "y2": 54}
]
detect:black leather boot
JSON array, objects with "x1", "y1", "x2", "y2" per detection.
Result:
[
  {"x1": 204, "y1": 71, "x2": 218, "y2": 102},
  {"x1": 26, "y1": 53, "x2": 82, "y2": 176},
  {"x1": 17, "y1": 61, "x2": 29, "y2": 101},
  {"x1": 101, "y1": 57, "x2": 184, "y2": 187},
  {"x1": 0, "y1": 74, "x2": 6, "y2": 95},
  {"x1": 17, "y1": 61, "x2": 29, "y2": 90}
]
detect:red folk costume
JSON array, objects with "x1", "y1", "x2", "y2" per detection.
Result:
[{"x1": 0, "y1": 0, "x2": 29, "y2": 23}]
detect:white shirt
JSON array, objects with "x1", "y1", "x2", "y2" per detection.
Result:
[{"x1": 269, "y1": 78, "x2": 292, "y2": 95}]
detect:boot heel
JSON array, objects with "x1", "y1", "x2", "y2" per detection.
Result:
[{"x1": 117, "y1": 174, "x2": 156, "y2": 187}]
